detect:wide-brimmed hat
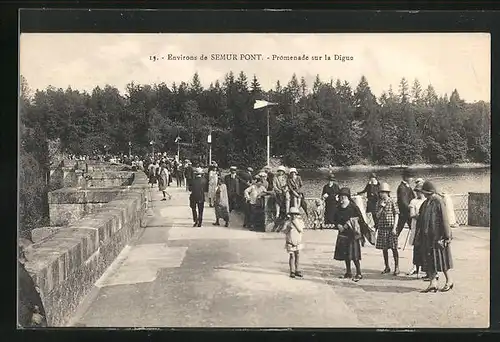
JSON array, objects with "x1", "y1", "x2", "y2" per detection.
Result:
[
  {"x1": 338, "y1": 187, "x2": 351, "y2": 197},
  {"x1": 254, "y1": 174, "x2": 261, "y2": 180},
  {"x1": 289, "y1": 207, "x2": 301, "y2": 215},
  {"x1": 195, "y1": 167, "x2": 204, "y2": 174},
  {"x1": 414, "y1": 183, "x2": 423, "y2": 192},
  {"x1": 264, "y1": 165, "x2": 272, "y2": 171},
  {"x1": 421, "y1": 180, "x2": 437, "y2": 195},
  {"x1": 230, "y1": 166, "x2": 237, "y2": 171},
  {"x1": 378, "y1": 182, "x2": 391, "y2": 192},
  {"x1": 415, "y1": 178, "x2": 424, "y2": 186},
  {"x1": 328, "y1": 174, "x2": 336, "y2": 181},
  {"x1": 247, "y1": 167, "x2": 254, "y2": 172},
  {"x1": 277, "y1": 166, "x2": 286, "y2": 172},
  {"x1": 402, "y1": 168, "x2": 415, "y2": 178},
  {"x1": 289, "y1": 167, "x2": 298, "y2": 174}
]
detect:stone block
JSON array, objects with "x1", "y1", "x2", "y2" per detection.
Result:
[
  {"x1": 31, "y1": 227, "x2": 63, "y2": 243},
  {"x1": 468, "y1": 192, "x2": 490, "y2": 227}
]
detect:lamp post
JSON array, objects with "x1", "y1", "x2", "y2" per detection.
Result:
[
  {"x1": 207, "y1": 130, "x2": 212, "y2": 165},
  {"x1": 253, "y1": 99, "x2": 278, "y2": 166},
  {"x1": 175, "y1": 136, "x2": 181, "y2": 161}
]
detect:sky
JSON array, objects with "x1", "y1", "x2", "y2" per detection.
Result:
[{"x1": 20, "y1": 33, "x2": 490, "y2": 102}]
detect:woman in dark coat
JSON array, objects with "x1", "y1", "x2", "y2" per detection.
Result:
[
  {"x1": 333, "y1": 187, "x2": 368, "y2": 282},
  {"x1": 322, "y1": 174, "x2": 340, "y2": 228},
  {"x1": 356, "y1": 172, "x2": 380, "y2": 217},
  {"x1": 416, "y1": 180, "x2": 454, "y2": 293}
]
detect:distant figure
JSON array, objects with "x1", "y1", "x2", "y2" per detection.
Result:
[
  {"x1": 243, "y1": 176, "x2": 269, "y2": 230},
  {"x1": 224, "y1": 166, "x2": 241, "y2": 212},
  {"x1": 189, "y1": 168, "x2": 207, "y2": 227},
  {"x1": 208, "y1": 163, "x2": 219, "y2": 207},
  {"x1": 396, "y1": 169, "x2": 416, "y2": 239},
  {"x1": 158, "y1": 163, "x2": 172, "y2": 201},
  {"x1": 213, "y1": 177, "x2": 230, "y2": 227},
  {"x1": 311, "y1": 199, "x2": 324, "y2": 230},
  {"x1": 272, "y1": 166, "x2": 289, "y2": 219},
  {"x1": 263, "y1": 165, "x2": 274, "y2": 192},
  {"x1": 407, "y1": 182, "x2": 426, "y2": 278},
  {"x1": 356, "y1": 173, "x2": 380, "y2": 219},
  {"x1": 286, "y1": 168, "x2": 303, "y2": 214},
  {"x1": 148, "y1": 161, "x2": 157, "y2": 188},
  {"x1": 322, "y1": 173, "x2": 340, "y2": 228},
  {"x1": 184, "y1": 160, "x2": 194, "y2": 192},
  {"x1": 283, "y1": 207, "x2": 305, "y2": 278}
]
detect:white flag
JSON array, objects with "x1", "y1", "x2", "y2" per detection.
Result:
[
  {"x1": 207, "y1": 134, "x2": 212, "y2": 144},
  {"x1": 253, "y1": 100, "x2": 278, "y2": 109}
]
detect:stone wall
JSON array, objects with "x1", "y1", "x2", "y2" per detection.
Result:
[
  {"x1": 22, "y1": 168, "x2": 149, "y2": 326},
  {"x1": 468, "y1": 192, "x2": 490, "y2": 227},
  {"x1": 48, "y1": 187, "x2": 130, "y2": 226}
]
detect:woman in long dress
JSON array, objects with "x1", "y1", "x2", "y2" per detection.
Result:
[
  {"x1": 407, "y1": 182, "x2": 426, "y2": 277},
  {"x1": 208, "y1": 164, "x2": 218, "y2": 207},
  {"x1": 213, "y1": 177, "x2": 230, "y2": 227},
  {"x1": 158, "y1": 163, "x2": 172, "y2": 201},
  {"x1": 322, "y1": 174, "x2": 340, "y2": 228},
  {"x1": 416, "y1": 180, "x2": 454, "y2": 293},
  {"x1": 356, "y1": 173, "x2": 380, "y2": 221}
]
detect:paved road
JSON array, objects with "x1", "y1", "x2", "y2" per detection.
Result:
[{"x1": 68, "y1": 185, "x2": 490, "y2": 328}]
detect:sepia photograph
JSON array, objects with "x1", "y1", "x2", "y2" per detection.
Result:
[{"x1": 18, "y1": 31, "x2": 491, "y2": 328}]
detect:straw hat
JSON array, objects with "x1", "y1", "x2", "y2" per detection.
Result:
[
  {"x1": 230, "y1": 166, "x2": 237, "y2": 171},
  {"x1": 289, "y1": 167, "x2": 298, "y2": 174},
  {"x1": 277, "y1": 166, "x2": 286, "y2": 172},
  {"x1": 289, "y1": 207, "x2": 301, "y2": 215},
  {"x1": 378, "y1": 182, "x2": 391, "y2": 193},
  {"x1": 259, "y1": 171, "x2": 267, "y2": 177},
  {"x1": 247, "y1": 167, "x2": 254, "y2": 172},
  {"x1": 195, "y1": 167, "x2": 204, "y2": 174}
]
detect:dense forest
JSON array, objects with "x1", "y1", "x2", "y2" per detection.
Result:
[{"x1": 19, "y1": 72, "x2": 490, "y2": 235}]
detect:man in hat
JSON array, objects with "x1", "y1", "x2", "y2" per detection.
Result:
[
  {"x1": 189, "y1": 167, "x2": 207, "y2": 227},
  {"x1": 224, "y1": 166, "x2": 240, "y2": 212},
  {"x1": 396, "y1": 169, "x2": 416, "y2": 241},
  {"x1": 263, "y1": 165, "x2": 275, "y2": 192},
  {"x1": 184, "y1": 160, "x2": 193, "y2": 192},
  {"x1": 272, "y1": 166, "x2": 289, "y2": 220}
]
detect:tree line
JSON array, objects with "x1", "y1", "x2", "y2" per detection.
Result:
[{"x1": 19, "y1": 72, "x2": 490, "y2": 235}]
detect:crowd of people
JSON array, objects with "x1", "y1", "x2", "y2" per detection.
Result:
[{"x1": 110, "y1": 153, "x2": 456, "y2": 293}]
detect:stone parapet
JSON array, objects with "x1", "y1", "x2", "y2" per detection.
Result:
[
  {"x1": 468, "y1": 192, "x2": 490, "y2": 227},
  {"x1": 48, "y1": 187, "x2": 128, "y2": 226},
  {"x1": 23, "y1": 170, "x2": 149, "y2": 326}
]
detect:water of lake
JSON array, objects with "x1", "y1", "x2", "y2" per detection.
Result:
[{"x1": 298, "y1": 167, "x2": 491, "y2": 198}]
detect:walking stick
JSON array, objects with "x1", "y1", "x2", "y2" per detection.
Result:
[{"x1": 402, "y1": 227, "x2": 411, "y2": 251}]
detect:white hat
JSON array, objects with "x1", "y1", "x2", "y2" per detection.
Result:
[
  {"x1": 259, "y1": 171, "x2": 267, "y2": 177},
  {"x1": 289, "y1": 167, "x2": 298, "y2": 174},
  {"x1": 277, "y1": 166, "x2": 286, "y2": 172},
  {"x1": 230, "y1": 166, "x2": 237, "y2": 170},
  {"x1": 195, "y1": 167, "x2": 204, "y2": 174}
]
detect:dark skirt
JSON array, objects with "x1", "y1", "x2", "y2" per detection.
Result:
[
  {"x1": 324, "y1": 201, "x2": 336, "y2": 224},
  {"x1": 366, "y1": 198, "x2": 378, "y2": 214},
  {"x1": 334, "y1": 233, "x2": 362, "y2": 261},
  {"x1": 412, "y1": 244, "x2": 424, "y2": 267},
  {"x1": 426, "y1": 243, "x2": 453, "y2": 274},
  {"x1": 149, "y1": 174, "x2": 157, "y2": 184}
]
